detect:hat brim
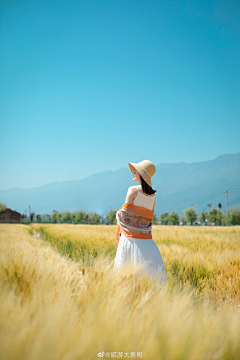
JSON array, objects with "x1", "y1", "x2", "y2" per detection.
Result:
[{"x1": 128, "y1": 162, "x2": 137, "y2": 174}]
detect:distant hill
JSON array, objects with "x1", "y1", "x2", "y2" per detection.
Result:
[{"x1": 0, "y1": 152, "x2": 240, "y2": 216}]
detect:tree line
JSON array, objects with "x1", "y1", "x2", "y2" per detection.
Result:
[
  {"x1": 50, "y1": 210, "x2": 101, "y2": 224},
  {"x1": 159, "y1": 206, "x2": 240, "y2": 226},
  {"x1": 0, "y1": 201, "x2": 240, "y2": 225},
  {"x1": 107, "y1": 206, "x2": 240, "y2": 226}
]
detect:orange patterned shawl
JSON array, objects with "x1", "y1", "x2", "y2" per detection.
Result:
[{"x1": 115, "y1": 202, "x2": 154, "y2": 242}]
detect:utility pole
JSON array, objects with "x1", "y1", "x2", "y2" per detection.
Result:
[
  {"x1": 29, "y1": 205, "x2": 31, "y2": 219},
  {"x1": 224, "y1": 189, "x2": 228, "y2": 214}
]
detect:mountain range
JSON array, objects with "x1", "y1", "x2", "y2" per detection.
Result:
[{"x1": 1, "y1": 152, "x2": 240, "y2": 216}]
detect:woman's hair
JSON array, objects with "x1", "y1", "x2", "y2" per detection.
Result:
[{"x1": 140, "y1": 174, "x2": 157, "y2": 195}]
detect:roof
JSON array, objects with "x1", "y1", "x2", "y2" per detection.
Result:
[{"x1": 0, "y1": 208, "x2": 21, "y2": 216}]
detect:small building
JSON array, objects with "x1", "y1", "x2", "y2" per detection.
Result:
[
  {"x1": 0, "y1": 208, "x2": 21, "y2": 224},
  {"x1": 44, "y1": 214, "x2": 51, "y2": 222},
  {"x1": 207, "y1": 222, "x2": 215, "y2": 226},
  {"x1": 22, "y1": 217, "x2": 30, "y2": 223}
]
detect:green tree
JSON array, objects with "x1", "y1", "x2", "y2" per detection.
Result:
[
  {"x1": 216, "y1": 209, "x2": 224, "y2": 225},
  {"x1": 168, "y1": 211, "x2": 179, "y2": 225},
  {"x1": 73, "y1": 210, "x2": 84, "y2": 223},
  {"x1": 208, "y1": 208, "x2": 218, "y2": 223},
  {"x1": 207, "y1": 208, "x2": 224, "y2": 225},
  {"x1": 223, "y1": 208, "x2": 240, "y2": 226},
  {"x1": 51, "y1": 210, "x2": 59, "y2": 223},
  {"x1": 199, "y1": 212, "x2": 207, "y2": 223},
  {"x1": 160, "y1": 212, "x2": 169, "y2": 225},
  {"x1": 89, "y1": 211, "x2": 101, "y2": 224},
  {"x1": 84, "y1": 213, "x2": 89, "y2": 223},
  {"x1": 185, "y1": 205, "x2": 197, "y2": 225},
  {"x1": 180, "y1": 213, "x2": 187, "y2": 225},
  {"x1": 0, "y1": 202, "x2": 7, "y2": 212},
  {"x1": 62, "y1": 210, "x2": 72, "y2": 223},
  {"x1": 107, "y1": 208, "x2": 117, "y2": 225}
]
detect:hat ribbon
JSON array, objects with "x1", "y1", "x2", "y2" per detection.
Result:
[{"x1": 138, "y1": 164, "x2": 151, "y2": 178}]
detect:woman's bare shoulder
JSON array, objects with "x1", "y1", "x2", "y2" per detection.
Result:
[
  {"x1": 127, "y1": 185, "x2": 138, "y2": 194},
  {"x1": 125, "y1": 186, "x2": 138, "y2": 204}
]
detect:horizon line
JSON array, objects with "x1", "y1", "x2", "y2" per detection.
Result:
[{"x1": 0, "y1": 151, "x2": 239, "y2": 192}]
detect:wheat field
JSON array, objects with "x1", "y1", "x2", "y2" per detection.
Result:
[{"x1": 1, "y1": 224, "x2": 240, "y2": 360}]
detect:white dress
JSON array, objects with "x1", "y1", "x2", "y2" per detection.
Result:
[{"x1": 114, "y1": 187, "x2": 168, "y2": 286}]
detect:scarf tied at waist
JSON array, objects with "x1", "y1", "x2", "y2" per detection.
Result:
[{"x1": 115, "y1": 202, "x2": 154, "y2": 242}]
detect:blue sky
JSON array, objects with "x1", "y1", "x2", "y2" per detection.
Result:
[{"x1": 0, "y1": 0, "x2": 239, "y2": 190}]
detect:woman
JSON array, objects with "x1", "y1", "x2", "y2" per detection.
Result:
[{"x1": 114, "y1": 160, "x2": 168, "y2": 286}]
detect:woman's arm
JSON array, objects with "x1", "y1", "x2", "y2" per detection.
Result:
[{"x1": 124, "y1": 186, "x2": 138, "y2": 204}]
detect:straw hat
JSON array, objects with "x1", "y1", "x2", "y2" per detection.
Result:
[{"x1": 128, "y1": 160, "x2": 156, "y2": 188}]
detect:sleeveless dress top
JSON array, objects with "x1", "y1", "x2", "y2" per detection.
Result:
[
  {"x1": 132, "y1": 186, "x2": 155, "y2": 210},
  {"x1": 114, "y1": 187, "x2": 168, "y2": 286}
]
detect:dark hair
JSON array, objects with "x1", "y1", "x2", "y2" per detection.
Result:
[{"x1": 140, "y1": 174, "x2": 157, "y2": 195}]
